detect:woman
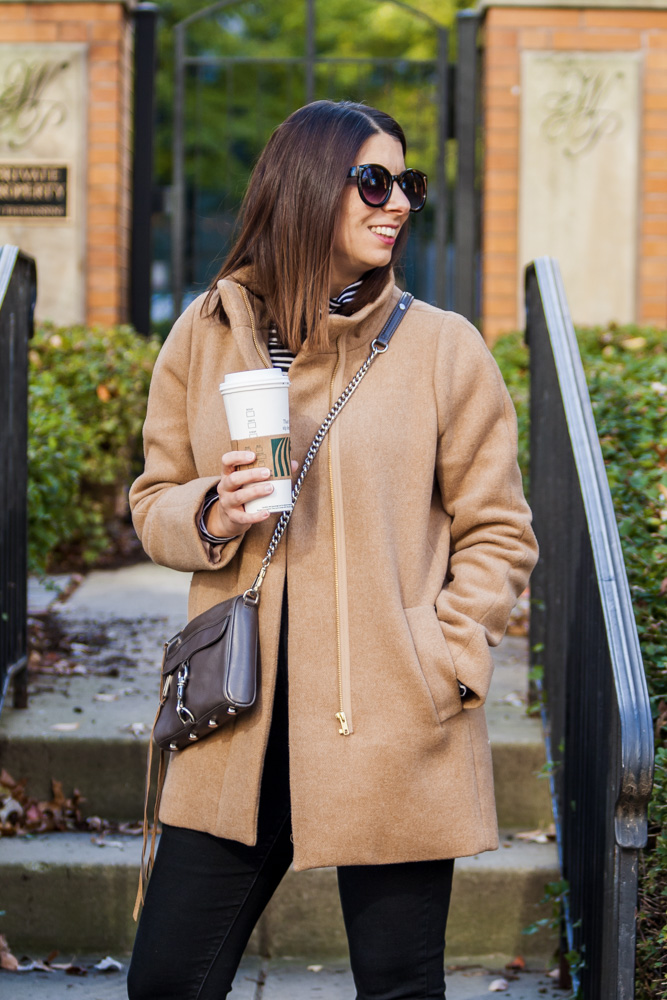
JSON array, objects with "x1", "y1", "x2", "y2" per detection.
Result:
[{"x1": 127, "y1": 100, "x2": 537, "y2": 1000}]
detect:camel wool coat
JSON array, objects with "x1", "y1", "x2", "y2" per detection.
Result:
[{"x1": 129, "y1": 271, "x2": 538, "y2": 870}]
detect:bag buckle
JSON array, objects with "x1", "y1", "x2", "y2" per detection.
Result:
[{"x1": 176, "y1": 661, "x2": 196, "y2": 725}]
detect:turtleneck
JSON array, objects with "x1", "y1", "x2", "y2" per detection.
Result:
[{"x1": 267, "y1": 279, "x2": 364, "y2": 373}]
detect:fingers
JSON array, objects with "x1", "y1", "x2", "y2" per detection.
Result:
[
  {"x1": 214, "y1": 450, "x2": 298, "y2": 537},
  {"x1": 216, "y1": 451, "x2": 274, "y2": 534},
  {"x1": 221, "y1": 450, "x2": 257, "y2": 475}
]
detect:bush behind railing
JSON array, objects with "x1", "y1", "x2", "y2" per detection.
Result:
[
  {"x1": 28, "y1": 322, "x2": 161, "y2": 575},
  {"x1": 493, "y1": 324, "x2": 667, "y2": 999}
]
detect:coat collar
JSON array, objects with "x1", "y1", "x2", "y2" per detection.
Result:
[{"x1": 215, "y1": 268, "x2": 400, "y2": 362}]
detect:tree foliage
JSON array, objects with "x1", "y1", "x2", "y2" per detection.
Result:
[{"x1": 153, "y1": 0, "x2": 473, "y2": 188}]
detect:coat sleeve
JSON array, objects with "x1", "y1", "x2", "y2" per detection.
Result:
[
  {"x1": 433, "y1": 314, "x2": 538, "y2": 708},
  {"x1": 129, "y1": 302, "x2": 244, "y2": 572}
]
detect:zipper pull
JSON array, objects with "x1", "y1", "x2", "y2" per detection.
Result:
[{"x1": 335, "y1": 712, "x2": 350, "y2": 736}]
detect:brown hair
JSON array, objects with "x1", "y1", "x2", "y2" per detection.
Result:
[{"x1": 205, "y1": 100, "x2": 409, "y2": 353}]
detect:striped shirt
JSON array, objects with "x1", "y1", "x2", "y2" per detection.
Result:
[{"x1": 267, "y1": 279, "x2": 363, "y2": 372}]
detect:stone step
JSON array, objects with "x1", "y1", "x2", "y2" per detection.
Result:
[
  {"x1": 0, "y1": 609, "x2": 552, "y2": 829},
  {"x1": 0, "y1": 830, "x2": 559, "y2": 963},
  {"x1": 0, "y1": 957, "x2": 567, "y2": 1000},
  {"x1": 0, "y1": 957, "x2": 568, "y2": 1000}
]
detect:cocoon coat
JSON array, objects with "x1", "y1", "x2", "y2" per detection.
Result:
[{"x1": 129, "y1": 272, "x2": 538, "y2": 870}]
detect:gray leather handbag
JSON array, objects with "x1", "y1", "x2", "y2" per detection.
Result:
[
  {"x1": 153, "y1": 595, "x2": 259, "y2": 751},
  {"x1": 150, "y1": 291, "x2": 413, "y2": 754}
]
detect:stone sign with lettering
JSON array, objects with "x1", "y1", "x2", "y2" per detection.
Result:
[
  {"x1": 519, "y1": 51, "x2": 641, "y2": 326},
  {"x1": 0, "y1": 165, "x2": 69, "y2": 218},
  {"x1": 0, "y1": 43, "x2": 86, "y2": 323}
]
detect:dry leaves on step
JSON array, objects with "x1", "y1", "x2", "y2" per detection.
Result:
[
  {"x1": 0, "y1": 934, "x2": 19, "y2": 972},
  {"x1": 0, "y1": 769, "x2": 143, "y2": 838},
  {"x1": 94, "y1": 956, "x2": 123, "y2": 972},
  {"x1": 489, "y1": 979, "x2": 509, "y2": 992},
  {"x1": 505, "y1": 956, "x2": 526, "y2": 970}
]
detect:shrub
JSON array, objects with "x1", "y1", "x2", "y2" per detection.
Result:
[
  {"x1": 493, "y1": 325, "x2": 667, "y2": 998},
  {"x1": 28, "y1": 323, "x2": 161, "y2": 574}
]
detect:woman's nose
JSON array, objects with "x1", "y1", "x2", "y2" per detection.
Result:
[{"x1": 385, "y1": 182, "x2": 411, "y2": 215}]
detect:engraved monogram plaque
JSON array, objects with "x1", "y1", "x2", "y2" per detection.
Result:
[
  {"x1": 0, "y1": 44, "x2": 86, "y2": 323},
  {"x1": 519, "y1": 51, "x2": 641, "y2": 326}
]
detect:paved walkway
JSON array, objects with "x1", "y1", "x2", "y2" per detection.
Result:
[{"x1": 0, "y1": 957, "x2": 565, "y2": 999}]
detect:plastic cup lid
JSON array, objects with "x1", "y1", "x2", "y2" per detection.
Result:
[{"x1": 219, "y1": 367, "x2": 290, "y2": 395}]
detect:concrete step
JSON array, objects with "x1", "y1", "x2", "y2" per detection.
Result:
[
  {"x1": 0, "y1": 830, "x2": 558, "y2": 963},
  {"x1": 1, "y1": 565, "x2": 552, "y2": 830},
  {"x1": 0, "y1": 957, "x2": 567, "y2": 1000}
]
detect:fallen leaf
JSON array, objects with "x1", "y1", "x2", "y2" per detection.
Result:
[
  {"x1": 501, "y1": 692, "x2": 525, "y2": 708},
  {"x1": 91, "y1": 836, "x2": 124, "y2": 849},
  {"x1": 93, "y1": 693, "x2": 117, "y2": 702},
  {"x1": 506, "y1": 955, "x2": 526, "y2": 970},
  {"x1": 489, "y1": 979, "x2": 509, "y2": 992},
  {"x1": 51, "y1": 723, "x2": 79, "y2": 732},
  {"x1": 94, "y1": 956, "x2": 123, "y2": 972},
  {"x1": 121, "y1": 722, "x2": 149, "y2": 736},
  {"x1": 516, "y1": 825, "x2": 555, "y2": 844},
  {"x1": 64, "y1": 964, "x2": 88, "y2": 976},
  {"x1": 307, "y1": 965, "x2": 323, "y2": 973},
  {"x1": 0, "y1": 933, "x2": 19, "y2": 972},
  {"x1": 0, "y1": 797, "x2": 24, "y2": 824},
  {"x1": 548, "y1": 968, "x2": 560, "y2": 979}
]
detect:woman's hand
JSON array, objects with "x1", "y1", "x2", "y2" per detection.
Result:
[{"x1": 205, "y1": 451, "x2": 298, "y2": 539}]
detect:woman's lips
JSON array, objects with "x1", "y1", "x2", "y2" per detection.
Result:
[{"x1": 370, "y1": 225, "x2": 398, "y2": 245}]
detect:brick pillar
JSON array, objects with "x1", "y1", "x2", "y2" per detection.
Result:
[
  {"x1": 0, "y1": 1, "x2": 134, "y2": 327},
  {"x1": 481, "y1": 0, "x2": 667, "y2": 341}
]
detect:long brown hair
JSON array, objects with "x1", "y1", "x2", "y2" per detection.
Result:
[{"x1": 205, "y1": 100, "x2": 409, "y2": 353}]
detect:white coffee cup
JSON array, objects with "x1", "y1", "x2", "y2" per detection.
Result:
[{"x1": 219, "y1": 368, "x2": 292, "y2": 514}]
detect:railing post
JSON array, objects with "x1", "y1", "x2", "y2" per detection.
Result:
[
  {"x1": 172, "y1": 22, "x2": 186, "y2": 322},
  {"x1": 454, "y1": 10, "x2": 481, "y2": 324},
  {"x1": 131, "y1": 2, "x2": 159, "y2": 335},
  {"x1": 434, "y1": 27, "x2": 449, "y2": 311},
  {"x1": 0, "y1": 247, "x2": 37, "y2": 715}
]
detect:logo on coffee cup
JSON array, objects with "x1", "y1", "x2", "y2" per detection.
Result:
[{"x1": 271, "y1": 436, "x2": 291, "y2": 478}]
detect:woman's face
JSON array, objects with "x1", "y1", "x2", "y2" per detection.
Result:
[{"x1": 331, "y1": 131, "x2": 411, "y2": 295}]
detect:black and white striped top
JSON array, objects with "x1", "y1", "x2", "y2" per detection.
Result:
[{"x1": 267, "y1": 279, "x2": 363, "y2": 372}]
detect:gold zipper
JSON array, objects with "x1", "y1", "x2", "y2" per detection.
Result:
[
  {"x1": 238, "y1": 284, "x2": 270, "y2": 369},
  {"x1": 328, "y1": 336, "x2": 349, "y2": 736}
]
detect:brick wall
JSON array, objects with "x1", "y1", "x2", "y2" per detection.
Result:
[
  {"x1": 483, "y1": 5, "x2": 667, "y2": 340},
  {"x1": 0, "y1": 2, "x2": 133, "y2": 327}
]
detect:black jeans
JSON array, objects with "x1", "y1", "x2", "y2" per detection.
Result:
[{"x1": 128, "y1": 603, "x2": 454, "y2": 1000}]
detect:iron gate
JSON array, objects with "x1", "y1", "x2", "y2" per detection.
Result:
[{"x1": 167, "y1": 0, "x2": 481, "y2": 322}]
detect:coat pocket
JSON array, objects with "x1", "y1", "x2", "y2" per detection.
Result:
[{"x1": 404, "y1": 605, "x2": 463, "y2": 725}]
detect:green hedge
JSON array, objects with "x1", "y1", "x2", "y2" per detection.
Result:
[
  {"x1": 493, "y1": 325, "x2": 667, "y2": 998},
  {"x1": 28, "y1": 322, "x2": 161, "y2": 574}
]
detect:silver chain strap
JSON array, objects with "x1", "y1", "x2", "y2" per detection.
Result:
[{"x1": 242, "y1": 335, "x2": 387, "y2": 605}]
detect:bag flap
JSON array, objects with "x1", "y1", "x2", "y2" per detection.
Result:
[{"x1": 162, "y1": 598, "x2": 237, "y2": 675}]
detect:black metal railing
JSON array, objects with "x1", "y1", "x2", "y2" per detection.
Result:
[
  {"x1": 0, "y1": 246, "x2": 36, "y2": 714},
  {"x1": 526, "y1": 257, "x2": 654, "y2": 999}
]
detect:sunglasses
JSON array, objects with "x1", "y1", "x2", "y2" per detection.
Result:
[{"x1": 347, "y1": 164, "x2": 428, "y2": 213}]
